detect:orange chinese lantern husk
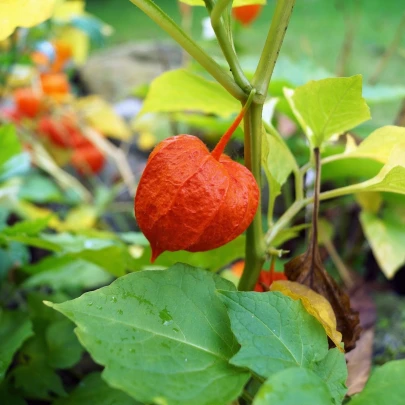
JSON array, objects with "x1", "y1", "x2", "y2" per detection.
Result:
[{"x1": 135, "y1": 104, "x2": 259, "y2": 262}]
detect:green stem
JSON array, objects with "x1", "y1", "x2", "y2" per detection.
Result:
[
  {"x1": 211, "y1": 89, "x2": 256, "y2": 159},
  {"x1": 252, "y1": 0, "x2": 296, "y2": 101},
  {"x1": 210, "y1": 0, "x2": 252, "y2": 92},
  {"x1": 265, "y1": 199, "x2": 306, "y2": 246},
  {"x1": 238, "y1": 103, "x2": 266, "y2": 291},
  {"x1": 129, "y1": 0, "x2": 245, "y2": 100}
]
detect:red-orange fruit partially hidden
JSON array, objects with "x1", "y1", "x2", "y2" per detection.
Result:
[
  {"x1": 232, "y1": 4, "x2": 262, "y2": 26},
  {"x1": 135, "y1": 135, "x2": 259, "y2": 262}
]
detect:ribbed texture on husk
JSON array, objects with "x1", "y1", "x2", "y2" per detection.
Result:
[{"x1": 135, "y1": 135, "x2": 259, "y2": 262}]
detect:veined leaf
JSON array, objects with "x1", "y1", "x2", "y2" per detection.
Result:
[
  {"x1": 270, "y1": 280, "x2": 343, "y2": 351},
  {"x1": 285, "y1": 76, "x2": 371, "y2": 148},
  {"x1": 313, "y1": 348, "x2": 348, "y2": 405},
  {"x1": 218, "y1": 291, "x2": 328, "y2": 377},
  {"x1": 47, "y1": 264, "x2": 249, "y2": 405}
]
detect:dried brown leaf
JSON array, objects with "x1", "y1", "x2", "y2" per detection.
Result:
[{"x1": 285, "y1": 243, "x2": 361, "y2": 351}]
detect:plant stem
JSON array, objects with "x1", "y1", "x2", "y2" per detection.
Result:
[
  {"x1": 129, "y1": 0, "x2": 245, "y2": 100},
  {"x1": 238, "y1": 103, "x2": 266, "y2": 291},
  {"x1": 252, "y1": 0, "x2": 296, "y2": 102},
  {"x1": 265, "y1": 199, "x2": 306, "y2": 245},
  {"x1": 210, "y1": 0, "x2": 252, "y2": 92},
  {"x1": 211, "y1": 89, "x2": 256, "y2": 159}
]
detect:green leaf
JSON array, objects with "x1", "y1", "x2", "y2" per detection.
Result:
[
  {"x1": 0, "y1": 380, "x2": 27, "y2": 405},
  {"x1": 286, "y1": 75, "x2": 371, "y2": 147},
  {"x1": 313, "y1": 348, "x2": 347, "y2": 405},
  {"x1": 0, "y1": 242, "x2": 29, "y2": 281},
  {"x1": 53, "y1": 372, "x2": 140, "y2": 405},
  {"x1": 218, "y1": 291, "x2": 328, "y2": 377},
  {"x1": 0, "y1": 153, "x2": 30, "y2": 183},
  {"x1": 19, "y1": 173, "x2": 64, "y2": 203},
  {"x1": 2, "y1": 217, "x2": 51, "y2": 236},
  {"x1": 139, "y1": 69, "x2": 239, "y2": 119},
  {"x1": 132, "y1": 235, "x2": 246, "y2": 272},
  {"x1": 1, "y1": 234, "x2": 61, "y2": 252},
  {"x1": 23, "y1": 258, "x2": 112, "y2": 290},
  {"x1": 349, "y1": 359, "x2": 405, "y2": 405},
  {"x1": 47, "y1": 264, "x2": 250, "y2": 405},
  {"x1": 0, "y1": 125, "x2": 21, "y2": 168},
  {"x1": 253, "y1": 367, "x2": 332, "y2": 405},
  {"x1": 46, "y1": 320, "x2": 84, "y2": 369},
  {"x1": 359, "y1": 211, "x2": 405, "y2": 279},
  {"x1": 13, "y1": 359, "x2": 66, "y2": 400},
  {"x1": 0, "y1": 310, "x2": 33, "y2": 382},
  {"x1": 323, "y1": 146, "x2": 405, "y2": 198},
  {"x1": 37, "y1": 233, "x2": 137, "y2": 277},
  {"x1": 262, "y1": 125, "x2": 297, "y2": 221}
]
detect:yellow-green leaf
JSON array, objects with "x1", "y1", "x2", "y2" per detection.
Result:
[
  {"x1": 360, "y1": 211, "x2": 405, "y2": 279},
  {"x1": 138, "y1": 69, "x2": 239, "y2": 119},
  {"x1": 351, "y1": 126, "x2": 405, "y2": 163},
  {"x1": 271, "y1": 280, "x2": 343, "y2": 351},
  {"x1": 75, "y1": 96, "x2": 131, "y2": 140},
  {"x1": 285, "y1": 76, "x2": 371, "y2": 148},
  {"x1": 0, "y1": 0, "x2": 56, "y2": 40}
]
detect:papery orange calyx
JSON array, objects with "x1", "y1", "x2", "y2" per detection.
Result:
[{"x1": 135, "y1": 100, "x2": 259, "y2": 262}]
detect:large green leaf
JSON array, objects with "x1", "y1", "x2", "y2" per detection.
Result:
[
  {"x1": 313, "y1": 348, "x2": 347, "y2": 405},
  {"x1": 286, "y1": 76, "x2": 371, "y2": 147},
  {"x1": 0, "y1": 310, "x2": 33, "y2": 382},
  {"x1": 253, "y1": 367, "x2": 332, "y2": 405},
  {"x1": 218, "y1": 291, "x2": 328, "y2": 377},
  {"x1": 360, "y1": 211, "x2": 405, "y2": 279},
  {"x1": 47, "y1": 264, "x2": 250, "y2": 405},
  {"x1": 349, "y1": 359, "x2": 405, "y2": 405},
  {"x1": 53, "y1": 372, "x2": 140, "y2": 405},
  {"x1": 139, "y1": 69, "x2": 239, "y2": 119}
]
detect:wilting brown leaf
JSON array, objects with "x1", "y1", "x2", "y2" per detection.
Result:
[
  {"x1": 286, "y1": 148, "x2": 361, "y2": 351},
  {"x1": 345, "y1": 285, "x2": 376, "y2": 395},
  {"x1": 285, "y1": 244, "x2": 361, "y2": 351},
  {"x1": 271, "y1": 280, "x2": 343, "y2": 351}
]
